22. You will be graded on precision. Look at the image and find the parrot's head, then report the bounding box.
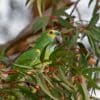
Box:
[47,30,62,44]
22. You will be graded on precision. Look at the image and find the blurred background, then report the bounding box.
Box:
[0,0,31,44]
[0,0,99,44]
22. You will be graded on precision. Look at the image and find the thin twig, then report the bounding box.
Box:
[70,0,80,16]
[76,7,83,24]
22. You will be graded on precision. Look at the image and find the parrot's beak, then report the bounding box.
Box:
[55,35,63,45]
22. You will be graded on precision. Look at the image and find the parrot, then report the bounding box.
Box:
[14,30,62,68]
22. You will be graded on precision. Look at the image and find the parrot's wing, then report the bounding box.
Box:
[15,48,39,67]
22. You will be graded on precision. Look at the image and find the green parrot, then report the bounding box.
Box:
[14,30,62,68]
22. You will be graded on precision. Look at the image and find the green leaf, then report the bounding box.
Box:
[67,29,79,47]
[82,67,100,74]
[95,43,100,58]
[32,16,50,33]
[89,13,99,27]
[54,7,68,16]
[85,75,100,90]
[53,73,73,92]
[36,72,57,100]
[87,31,96,52]
[89,0,99,27]
[86,30,100,57]
[58,18,73,28]
[52,0,60,4]
[42,74,54,88]
[50,87,61,99]
[49,47,75,67]
[92,27,100,41]
[90,29,100,42]
[80,76,90,100]
[77,83,85,100]
[58,66,75,90]
[58,18,67,26]
[19,86,38,100]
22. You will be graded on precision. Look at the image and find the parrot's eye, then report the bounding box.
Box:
[49,31,53,34]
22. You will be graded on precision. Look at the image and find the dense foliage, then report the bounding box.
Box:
[0,0,100,100]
